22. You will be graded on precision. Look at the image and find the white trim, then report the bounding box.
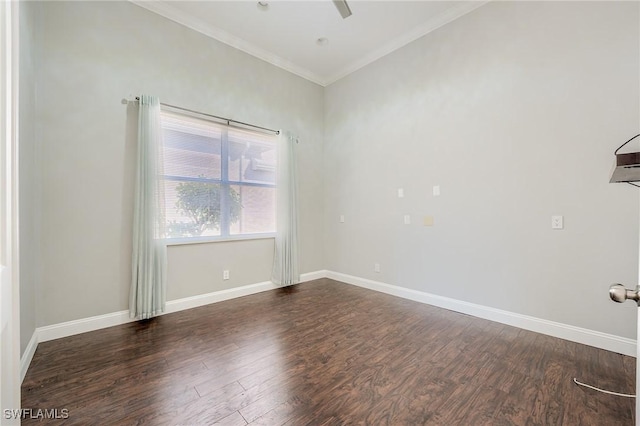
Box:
[167,271,326,313]
[129,0,325,86]
[299,270,326,282]
[37,310,134,344]
[323,1,489,85]
[0,0,22,419]
[34,270,325,345]
[326,271,637,357]
[165,234,275,247]
[19,331,37,383]
[129,1,488,87]
[166,280,278,313]
[23,269,635,383]
[22,271,324,379]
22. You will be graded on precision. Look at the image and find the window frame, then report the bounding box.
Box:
[160,110,277,245]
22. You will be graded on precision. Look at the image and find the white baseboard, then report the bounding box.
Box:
[37,271,325,344]
[326,271,637,357]
[300,270,327,282]
[166,270,327,313]
[22,268,635,385]
[20,331,38,382]
[166,280,278,314]
[23,270,327,382]
[37,310,134,344]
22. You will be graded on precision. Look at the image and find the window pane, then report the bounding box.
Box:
[164,180,222,238]
[229,185,276,235]
[161,110,277,239]
[228,129,276,185]
[162,113,222,180]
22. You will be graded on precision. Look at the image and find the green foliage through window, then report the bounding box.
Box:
[168,179,242,237]
[161,110,276,239]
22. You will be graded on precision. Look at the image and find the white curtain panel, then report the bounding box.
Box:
[130,95,167,319]
[272,131,300,286]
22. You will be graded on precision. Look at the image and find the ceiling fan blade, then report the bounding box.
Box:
[332,0,352,19]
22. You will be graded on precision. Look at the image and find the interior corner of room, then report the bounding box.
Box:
[4,0,640,424]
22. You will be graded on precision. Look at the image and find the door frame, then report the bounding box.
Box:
[0,0,21,424]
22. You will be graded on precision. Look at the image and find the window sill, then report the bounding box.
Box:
[164,233,276,247]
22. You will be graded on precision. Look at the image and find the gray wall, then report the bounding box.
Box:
[21,1,640,345]
[19,0,39,355]
[32,1,324,326]
[324,1,640,339]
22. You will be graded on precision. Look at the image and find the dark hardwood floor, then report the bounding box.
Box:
[22,279,635,425]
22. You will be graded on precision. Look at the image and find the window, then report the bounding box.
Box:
[161,110,277,241]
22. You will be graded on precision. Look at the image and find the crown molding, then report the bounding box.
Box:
[323,1,490,85]
[130,0,326,86]
[130,0,489,87]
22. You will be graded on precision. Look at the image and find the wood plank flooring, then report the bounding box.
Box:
[22,279,635,425]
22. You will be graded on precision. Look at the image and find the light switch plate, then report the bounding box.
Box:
[404,214,411,225]
[433,186,440,197]
[340,215,345,223]
[398,188,404,198]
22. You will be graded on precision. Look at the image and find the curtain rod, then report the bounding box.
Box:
[133,97,280,135]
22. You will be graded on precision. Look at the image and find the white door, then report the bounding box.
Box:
[0,1,21,424]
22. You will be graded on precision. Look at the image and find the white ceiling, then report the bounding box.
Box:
[132,1,488,86]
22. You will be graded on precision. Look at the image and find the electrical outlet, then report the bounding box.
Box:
[223,270,230,280]
[374,263,380,273]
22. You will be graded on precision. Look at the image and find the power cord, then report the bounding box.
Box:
[573,378,635,398]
